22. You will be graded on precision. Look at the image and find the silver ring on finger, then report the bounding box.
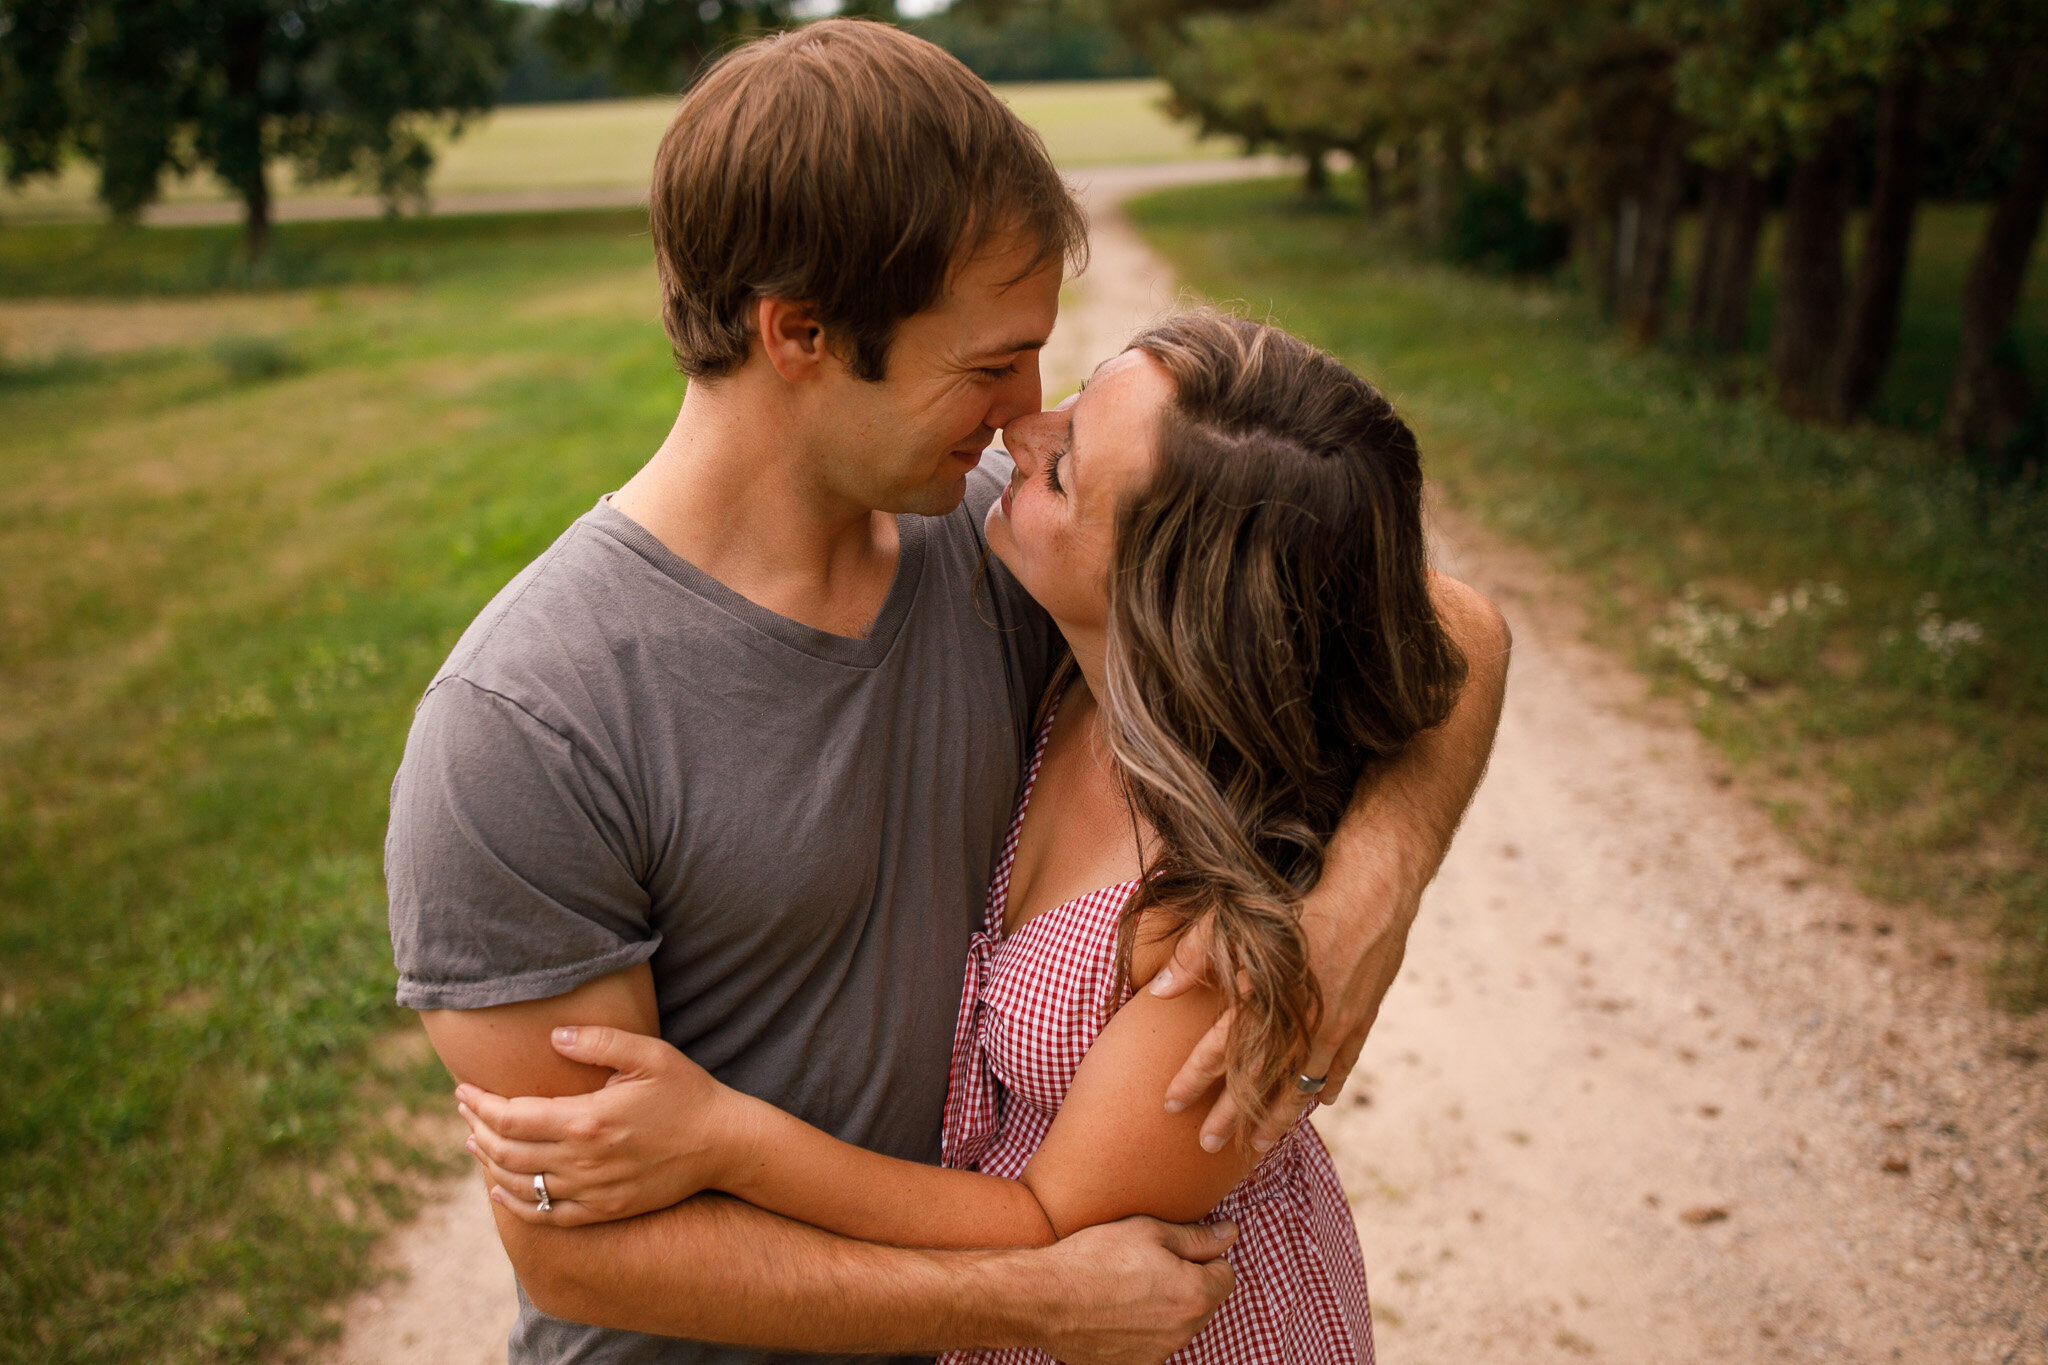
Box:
[1295,1072,1328,1094]
[534,1173,553,1213]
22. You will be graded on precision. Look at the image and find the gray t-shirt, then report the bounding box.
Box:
[386,456,1054,1365]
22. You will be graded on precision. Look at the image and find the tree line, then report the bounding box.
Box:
[1100,0,2048,463]
[0,0,820,256]
[5,0,2041,461]
[0,0,1151,249]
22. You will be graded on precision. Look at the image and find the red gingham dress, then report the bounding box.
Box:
[937,702,1376,1365]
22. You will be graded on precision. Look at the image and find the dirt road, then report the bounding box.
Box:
[313,164,2047,1364]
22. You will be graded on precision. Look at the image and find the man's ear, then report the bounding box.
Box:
[755,296,835,383]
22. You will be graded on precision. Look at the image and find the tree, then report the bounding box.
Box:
[540,0,793,97]
[1136,0,1402,198]
[905,1,1150,83]
[1943,57,2048,459]
[1109,0,2040,442]
[1684,156,1767,350]
[1829,67,1923,417]
[0,0,76,187]
[1654,0,1958,411]
[0,0,516,258]
[1769,119,1856,415]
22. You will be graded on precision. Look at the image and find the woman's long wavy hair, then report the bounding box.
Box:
[1100,311,1467,1132]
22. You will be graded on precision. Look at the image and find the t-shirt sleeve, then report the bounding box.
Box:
[385,676,660,1010]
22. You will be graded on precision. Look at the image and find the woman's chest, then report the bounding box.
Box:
[977,885,1135,1112]
[1001,743,1146,938]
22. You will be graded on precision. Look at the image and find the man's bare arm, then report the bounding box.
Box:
[1154,571,1512,1146]
[421,965,1235,1360]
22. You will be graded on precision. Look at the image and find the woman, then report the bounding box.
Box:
[459,312,1467,1362]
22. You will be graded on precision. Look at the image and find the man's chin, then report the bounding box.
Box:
[889,474,971,518]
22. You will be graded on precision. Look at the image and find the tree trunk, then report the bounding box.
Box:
[1418,128,1467,245]
[1709,161,1767,350]
[1943,81,2048,456]
[1829,70,1925,420]
[1769,122,1855,416]
[1302,148,1329,198]
[243,170,272,261]
[220,8,271,261]
[1419,136,1443,242]
[1577,208,1619,317]
[1685,164,1731,339]
[1362,151,1383,218]
[1441,126,1468,237]
[1619,118,1688,346]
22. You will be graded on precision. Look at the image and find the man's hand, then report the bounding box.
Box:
[1024,1217,1238,1365]
[1147,863,1417,1151]
[1150,575,1509,1151]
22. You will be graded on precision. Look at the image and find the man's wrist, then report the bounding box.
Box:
[716,1088,775,1198]
[951,1244,1066,1353]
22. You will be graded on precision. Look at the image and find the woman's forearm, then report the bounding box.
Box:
[719,1092,1059,1249]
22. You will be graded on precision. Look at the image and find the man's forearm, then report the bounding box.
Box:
[503,1188,1040,1351]
[1327,575,1509,898]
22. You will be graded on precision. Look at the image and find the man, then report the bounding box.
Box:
[387,18,1509,1365]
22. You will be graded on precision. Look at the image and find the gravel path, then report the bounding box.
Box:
[312,161,2047,1364]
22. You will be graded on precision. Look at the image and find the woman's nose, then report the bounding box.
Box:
[1002,408,1062,474]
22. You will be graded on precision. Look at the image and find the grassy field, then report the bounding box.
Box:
[1,211,673,1362]
[0,80,1227,223]
[1128,177,2047,1005]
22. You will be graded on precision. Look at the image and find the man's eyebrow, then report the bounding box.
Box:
[968,338,1048,360]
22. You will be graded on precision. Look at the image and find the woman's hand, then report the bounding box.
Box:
[457,1026,747,1227]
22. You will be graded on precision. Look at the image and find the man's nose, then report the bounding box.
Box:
[983,354,1045,432]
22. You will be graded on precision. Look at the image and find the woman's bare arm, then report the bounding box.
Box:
[468,937,1253,1249]
[711,972,1249,1245]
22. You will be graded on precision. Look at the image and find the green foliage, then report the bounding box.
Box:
[540,0,791,96]
[0,207,671,1361]
[1129,174,2048,1006]
[0,0,74,184]
[1648,0,1954,165]
[496,3,619,104]
[907,2,1150,82]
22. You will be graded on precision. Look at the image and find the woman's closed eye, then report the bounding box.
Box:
[1045,437,1069,495]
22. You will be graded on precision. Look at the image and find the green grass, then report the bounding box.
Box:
[1,210,676,1361]
[0,207,652,296]
[0,81,1228,223]
[1129,177,2048,1005]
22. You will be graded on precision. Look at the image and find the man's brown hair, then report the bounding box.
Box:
[649,18,1087,382]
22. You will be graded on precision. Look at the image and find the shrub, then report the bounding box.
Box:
[1450,175,1569,275]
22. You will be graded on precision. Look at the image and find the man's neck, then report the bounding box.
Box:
[610,380,900,639]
